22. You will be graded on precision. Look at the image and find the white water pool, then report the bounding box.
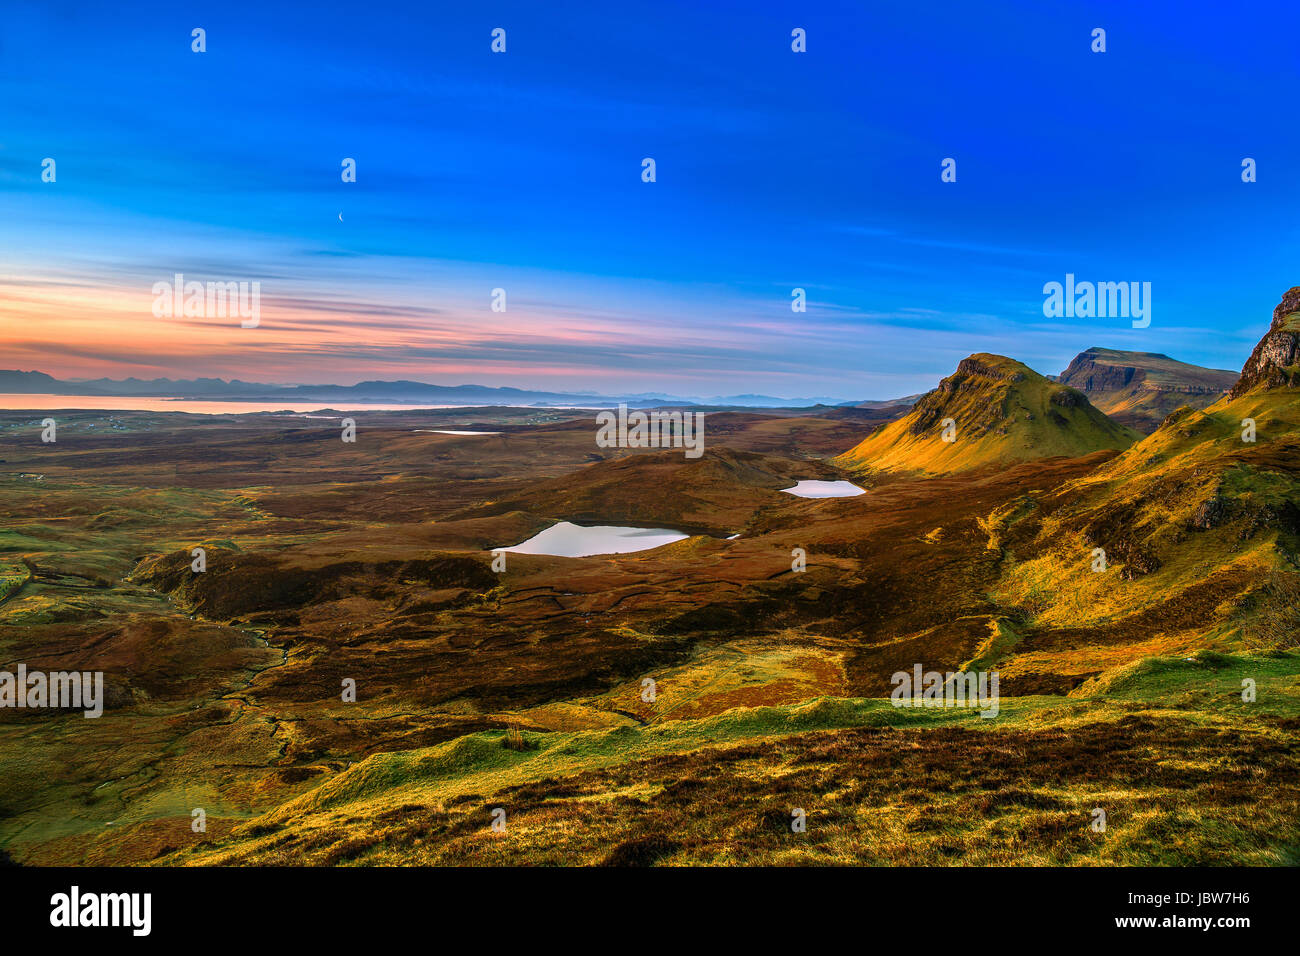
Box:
[495,521,690,557]
[413,429,501,435]
[780,480,866,498]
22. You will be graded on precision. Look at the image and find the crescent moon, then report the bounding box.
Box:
[338,212,344,222]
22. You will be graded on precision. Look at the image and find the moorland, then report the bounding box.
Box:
[2,292,1299,867]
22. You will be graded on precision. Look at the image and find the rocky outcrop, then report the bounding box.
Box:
[1230,287,1300,397]
[946,355,1025,386]
[1059,352,1142,393]
[1061,349,1234,397]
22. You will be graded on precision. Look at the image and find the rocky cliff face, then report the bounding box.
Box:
[1061,349,1230,397]
[945,355,1024,386]
[1059,353,1142,393]
[1058,348,1238,432]
[1230,287,1300,397]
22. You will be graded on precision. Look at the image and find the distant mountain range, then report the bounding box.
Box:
[0,349,1243,417]
[0,370,856,409]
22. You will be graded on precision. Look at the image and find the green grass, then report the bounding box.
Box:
[265,693,1065,821]
[0,563,29,604]
[256,649,1300,828]
[960,617,1022,671]
[0,529,76,553]
[164,648,1300,866]
[1087,649,1300,716]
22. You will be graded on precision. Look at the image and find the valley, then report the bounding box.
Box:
[2,294,1299,867]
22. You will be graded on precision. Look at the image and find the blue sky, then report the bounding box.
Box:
[1,0,1298,399]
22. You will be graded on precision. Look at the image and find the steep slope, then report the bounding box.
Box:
[1230,286,1300,396]
[990,288,1300,644]
[1058,348,1238,432]
[834,353,1137,475]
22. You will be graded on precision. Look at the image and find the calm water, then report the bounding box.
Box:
[413,429,502,435]
[0,394,491,414]
[0,395,608,415]
[496,521,689,557]
[781,480,866,498]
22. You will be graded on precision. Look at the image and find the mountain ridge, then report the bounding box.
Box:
[834,352,1138,475]
[0,369,866,409]
[1057,347,1238,432]
[990,286,1300,629]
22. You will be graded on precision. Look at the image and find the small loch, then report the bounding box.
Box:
[780,480,865,498]
[495,521,690,557]
[414,429,501,435]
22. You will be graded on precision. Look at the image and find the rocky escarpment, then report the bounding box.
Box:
[1020,286,1300,600]
[1060,352,1143,393]
[1061,349,1236,397]
[1058,348,1238,432]
[1230,287,1300,397]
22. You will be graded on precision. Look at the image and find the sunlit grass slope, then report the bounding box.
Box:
[835,354,1137,475]
[167,649,1300,867]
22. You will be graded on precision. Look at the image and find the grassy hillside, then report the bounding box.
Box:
[163,649,1300,866]
[835,354,1137,475]
[990,296,1300,638]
